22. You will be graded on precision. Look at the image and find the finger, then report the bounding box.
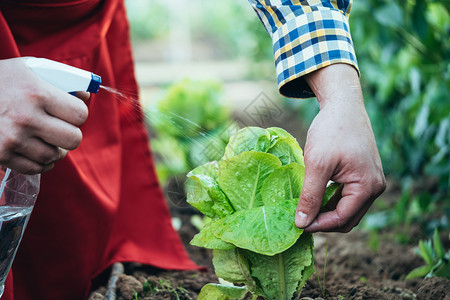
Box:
[303,182,372,232]
[75,91,90,102]
[31,116,83,150]
[14,138,67,165]
[6,155,54,175]
[295,162,331,228]
[38,83,89,127]
[306,199,373,233]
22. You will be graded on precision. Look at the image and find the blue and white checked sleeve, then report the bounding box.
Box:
[248,0,359,98]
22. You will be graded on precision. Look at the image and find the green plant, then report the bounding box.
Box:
[187,126,338,300]
[146,79,232,185]
[406,228,450,280]
[351,0,450,228]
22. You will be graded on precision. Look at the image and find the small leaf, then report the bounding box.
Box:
[322,182,342,208]
[419,240,434,266]
[267,127,296,140]
[187,162,234,218]
[406,265,431,280]
[212,249,256,290]
[433,228,445,259]
[198,283,248,300]
[190,223,235,250]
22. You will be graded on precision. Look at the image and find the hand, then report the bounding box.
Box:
[0,58,89,174]
[295,64,386,232]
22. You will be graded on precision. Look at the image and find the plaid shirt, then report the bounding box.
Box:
[249,0,358,98]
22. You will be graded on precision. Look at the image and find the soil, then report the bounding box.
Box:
[88,191,450,300]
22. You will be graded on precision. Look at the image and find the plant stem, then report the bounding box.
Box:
[277,253,287,300]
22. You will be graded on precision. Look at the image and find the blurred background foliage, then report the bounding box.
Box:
[126,0,449,239]
[146,79,232,184]
[350,0,450,237]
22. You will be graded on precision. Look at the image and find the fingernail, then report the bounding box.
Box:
[296,211,308,228]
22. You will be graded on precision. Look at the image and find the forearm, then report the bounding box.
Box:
[305,64,363,107]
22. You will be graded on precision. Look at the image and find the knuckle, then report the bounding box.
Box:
[25,85,46,105]
[0,151,11,165]
[13,110,35,128]
[373,176,387,196]
[303,151,326,168]
[1,132,21,151]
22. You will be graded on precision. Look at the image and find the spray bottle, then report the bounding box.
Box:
[0,58,102,298]
[25,57,102,94]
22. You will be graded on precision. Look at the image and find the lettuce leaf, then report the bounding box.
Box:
[186,161,234,218]
[266,127,295,140]
[218,151,281,211]
[190,222,235,250]
[261,163,305,206]
[223,127,272,159]
[210,203,302,256]
[245,233,314,300]
[212,248,256,289]
[267,138,305,166]
[197,283,248,300]
[322,182,342,208]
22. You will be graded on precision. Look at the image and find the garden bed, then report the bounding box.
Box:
[88,201,449,300]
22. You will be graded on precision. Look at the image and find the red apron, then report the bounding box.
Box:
[0,1,199,299]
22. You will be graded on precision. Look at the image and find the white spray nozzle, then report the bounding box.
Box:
[25,57,101,94]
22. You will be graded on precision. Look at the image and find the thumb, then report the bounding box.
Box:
[296,164,330,228]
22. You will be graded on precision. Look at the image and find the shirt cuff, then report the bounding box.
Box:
[272,8,359,99]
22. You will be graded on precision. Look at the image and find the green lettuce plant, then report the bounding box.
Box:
[186,126,337,300]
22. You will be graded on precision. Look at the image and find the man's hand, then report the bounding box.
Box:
[0,58,89,174]
[295,64,386,232]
